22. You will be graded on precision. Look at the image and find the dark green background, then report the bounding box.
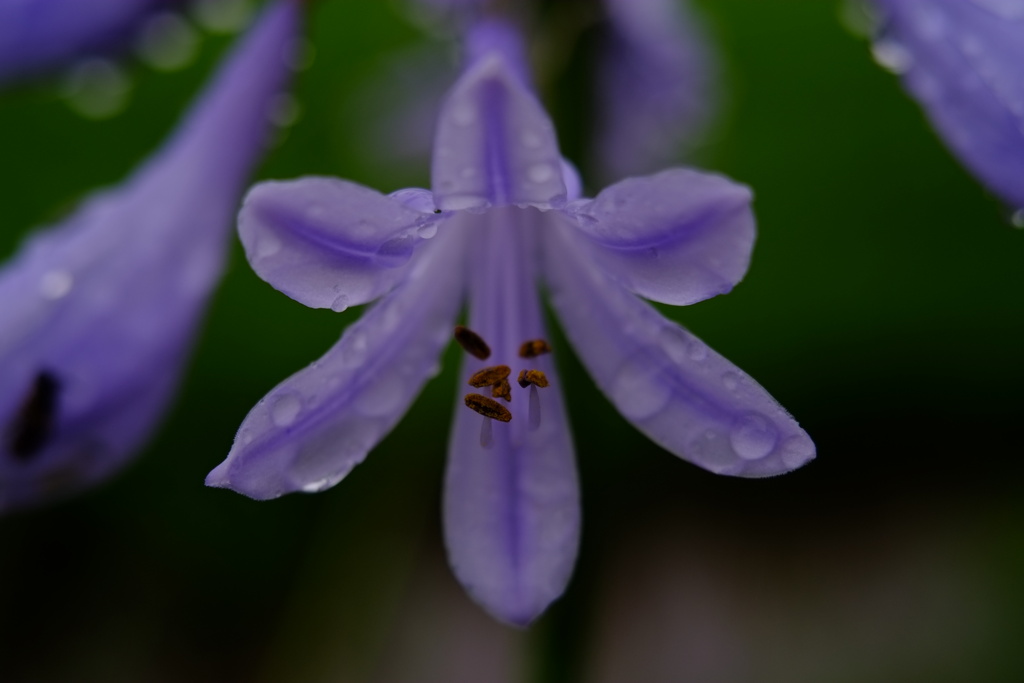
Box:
[1,0,1022,680]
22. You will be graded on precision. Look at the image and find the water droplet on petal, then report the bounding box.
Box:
[271,393,302,427]
[527,163,554,184]
[872,39,913,74]
[239,428,254,445]
[330,294,349,313]
[781,433,815,469]
[301,478,334,493]
[729,412,778,460]
[356,373,405,417]
[40,270,73,300]
[255,231,282,258]
[417,223,438,239]
[721,372,739,392]
[1011,209,1024,229]
[342,330,369,368]
[611,358,671,421]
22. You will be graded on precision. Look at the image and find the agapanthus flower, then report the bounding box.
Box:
[208,18,814,625]
[593,0,718,182]
[0,0,185,86]
[869,0,1024,211]
[0,0,300,512]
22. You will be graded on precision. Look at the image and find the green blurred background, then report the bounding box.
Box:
[2,0,1023,680]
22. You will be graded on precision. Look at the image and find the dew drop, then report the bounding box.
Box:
[527,163,554,184]
[611,358,671,420]
[1011,208,1024,229]
[417,223,438,239]
[192,0,253,33]
[721,372,739,392]
[521,130,543,148]
[62,59,130,119]
[240,429,254,445]
[451,103,476,126]
[40,270,73,300]
[355,373,405,417]
[301,478,333,493]
[342,330,369,368]
[781,433,815,469]
[871,39,913,74]
[271,393,302,427]
[330,294,349,313]
[255,232,282,258]
[729,412,778,461]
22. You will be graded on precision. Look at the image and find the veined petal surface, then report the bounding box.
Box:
[207,224,467,499]
[874,0,1024,208]
[239,178,446,311]
[562,168,755,306]
[0,0,299,512]
[543,219,814,478]
[445,208,579,627]
[432,25,567,211]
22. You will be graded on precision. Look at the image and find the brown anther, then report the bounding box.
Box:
[468,365,510,388]
[518,339,551,358]
[491,379,512,402]
[517,369,549,389]
[454,326,491,360]
[464,393,512,422]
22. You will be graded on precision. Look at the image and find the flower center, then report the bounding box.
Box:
[455,326,552,445]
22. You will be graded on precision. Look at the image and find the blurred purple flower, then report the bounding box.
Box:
[0,0,300,512]
[594,0,718,183]
[871,0,1024,210]
[0,0,186,86]
[207,19,814,626]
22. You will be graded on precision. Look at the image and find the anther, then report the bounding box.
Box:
[455,325,491,360]
[491,379,512,402]
[8,371,61,460]
[468,365,510,388]
[518,339,551,358]
[517,369,549,389]
[464,393,512,422]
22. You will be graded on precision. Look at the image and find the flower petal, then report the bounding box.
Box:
[432,21,567,211]
[238,177,444,311]
[561,168,755,306]
[206,223,467,499]
[0,0,299,513]
[543,219,814,478]
[0,0,164,86]
[444,207,580,627]
[594,0,718,182]
[873,0,1024,208]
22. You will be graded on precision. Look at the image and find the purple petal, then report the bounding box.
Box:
[594,0,718,182]
[562,168,755,306]
[873,0,1024,208]
[238,177,445,311]
[0,0,178,86]
[0,0,299,513]
[432,20,567,211]
[206,224,467,499]
[543,219,814,478]
[444,208,580,627]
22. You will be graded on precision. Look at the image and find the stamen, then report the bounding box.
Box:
[491,379,512,403]
[480,416,493,448]
[464,393,512,422]
[454,325,491,360]
[468,365,510,388]
[517,369,549,389]
[518,339,551,358]
[8,371,61,460]
[528,384,541,431]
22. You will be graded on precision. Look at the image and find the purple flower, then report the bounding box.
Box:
[207,19,814,626]
[594,0,718,182]
[0,0,184,86]
[871,0,1024,210]
[0,0,300,513]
